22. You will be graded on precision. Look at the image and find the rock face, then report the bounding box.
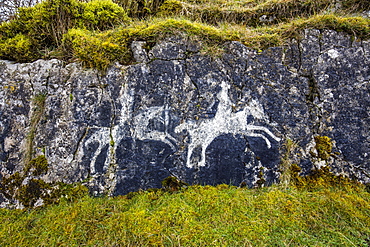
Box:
[0,30,369,206]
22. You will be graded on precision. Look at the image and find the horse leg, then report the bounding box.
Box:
[186,142,195,168]
[246,132,272,148]
[246,125,281,142]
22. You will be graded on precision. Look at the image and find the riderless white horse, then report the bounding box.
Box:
[132,104,177,152]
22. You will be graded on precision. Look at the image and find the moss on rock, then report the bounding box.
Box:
[286,163,360,191]
[25,155,48,176]
[314,136,332,160]
[161,176,188,192]
[0,155,88,208]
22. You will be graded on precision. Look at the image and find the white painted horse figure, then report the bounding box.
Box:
[132,104,177,151]
[175,81,281,168]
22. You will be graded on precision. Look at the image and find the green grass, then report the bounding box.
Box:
[1,184,369,246]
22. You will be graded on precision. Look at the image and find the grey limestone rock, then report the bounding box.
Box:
[0,30,369,207]
[131,41,149,63]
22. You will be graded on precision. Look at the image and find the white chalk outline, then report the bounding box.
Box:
[175,81,281,168]
[129,81,280,169]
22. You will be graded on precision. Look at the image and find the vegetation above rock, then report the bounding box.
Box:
[0,0,369,69]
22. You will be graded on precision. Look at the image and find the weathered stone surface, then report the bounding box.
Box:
[313,36,370,180]
[0,29,369,207]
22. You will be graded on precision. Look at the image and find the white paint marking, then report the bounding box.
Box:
[133,105,177,151]
[175,81,281,168]
[327,49,340,59]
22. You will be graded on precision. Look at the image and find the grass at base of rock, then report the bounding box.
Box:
[1,184,369,246]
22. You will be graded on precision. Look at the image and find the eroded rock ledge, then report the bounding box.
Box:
[0,29,369,207]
